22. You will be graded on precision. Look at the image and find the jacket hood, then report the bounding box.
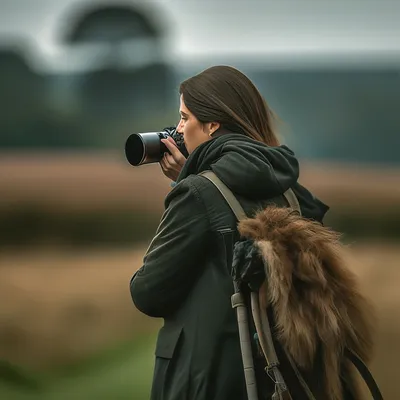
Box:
[179,133,298,197]
[178,133,329,222]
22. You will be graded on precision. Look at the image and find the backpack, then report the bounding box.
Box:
[199,170,383,400]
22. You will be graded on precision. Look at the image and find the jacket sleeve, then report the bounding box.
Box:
[130,178,210,318]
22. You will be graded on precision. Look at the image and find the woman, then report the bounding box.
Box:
[130,66,371,400]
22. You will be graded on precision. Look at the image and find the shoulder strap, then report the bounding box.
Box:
[345,349,384,400]
[283,187,301,215]
[199,170,247,221]
[200,170,301,217]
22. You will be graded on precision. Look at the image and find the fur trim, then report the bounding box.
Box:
[238,206,375,400]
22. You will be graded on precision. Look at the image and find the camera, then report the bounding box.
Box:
[125,127,188,166]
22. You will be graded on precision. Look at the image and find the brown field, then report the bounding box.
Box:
[0,152,170,213]
[0,151,399,214]
[0,152,399,398]
[0,246,160,369]
[0,242,399,398]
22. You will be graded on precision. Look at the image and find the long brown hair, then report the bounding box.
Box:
[179,65,279,146]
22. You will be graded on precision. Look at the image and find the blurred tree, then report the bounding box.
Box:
[62,4,175,147]
[64,5,161,45]
[0,5,177,149]
[0,48,46,147]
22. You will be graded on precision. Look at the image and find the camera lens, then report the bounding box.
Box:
[125,134,146,166]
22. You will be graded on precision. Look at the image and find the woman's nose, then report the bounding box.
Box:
[176,120,184,133]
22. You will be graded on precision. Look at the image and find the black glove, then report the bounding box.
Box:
[231,239,265,292]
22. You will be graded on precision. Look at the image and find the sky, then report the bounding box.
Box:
[0,0,399,71]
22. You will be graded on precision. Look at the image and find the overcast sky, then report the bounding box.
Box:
[0,0,399,71]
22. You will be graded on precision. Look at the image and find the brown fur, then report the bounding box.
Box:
[238,206,375,400]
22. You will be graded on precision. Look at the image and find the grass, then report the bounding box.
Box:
[0,333,157,400]
[0,243,399,399]
[0,246,160,400]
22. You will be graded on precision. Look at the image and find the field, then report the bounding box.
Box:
[0,152,399,212]
[0,242,399,399]
[0,152,399,399]
[0,246,160,399]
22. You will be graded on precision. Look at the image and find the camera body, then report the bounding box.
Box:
[125,127,188,166]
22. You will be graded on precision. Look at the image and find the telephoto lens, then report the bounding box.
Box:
[125,127,188,166]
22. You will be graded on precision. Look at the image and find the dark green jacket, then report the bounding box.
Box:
[130,133,328,400]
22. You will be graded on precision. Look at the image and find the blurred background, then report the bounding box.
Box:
[0,0,399,398]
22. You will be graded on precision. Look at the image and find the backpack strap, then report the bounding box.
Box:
[198,170,384,400]
[200,170,301,218]
[200,170,247,221]
[199,170,292,399]
[283,188,301,215]
[345,349,384,400]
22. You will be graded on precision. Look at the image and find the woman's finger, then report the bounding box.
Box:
[160,154,179,181]
[164,152,179,168]
[160,154,170,170]
[161,139,186,166]
[162,153,179,174]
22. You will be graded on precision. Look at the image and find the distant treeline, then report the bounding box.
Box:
[0,49,177,149]
[1,49,400,165]
[1,204,399,250]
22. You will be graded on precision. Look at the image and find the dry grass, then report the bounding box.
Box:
[0,245,160,369]
[0,152,170,213]
[0,152,399,397]
[347,241,400,400]
[0,152,399,213]
[0,242,399,398]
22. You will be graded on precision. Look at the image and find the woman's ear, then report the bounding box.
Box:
[208,122,221,136]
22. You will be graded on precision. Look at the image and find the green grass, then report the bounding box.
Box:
[0,334,157,400]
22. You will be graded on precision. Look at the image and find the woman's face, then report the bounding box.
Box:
[176,95,219,154]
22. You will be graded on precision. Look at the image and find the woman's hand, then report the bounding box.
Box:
[159,136,187,182]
